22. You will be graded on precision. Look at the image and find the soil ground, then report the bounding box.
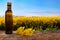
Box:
[0,31,60,40]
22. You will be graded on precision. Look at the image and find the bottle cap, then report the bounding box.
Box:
[7,2,12,6]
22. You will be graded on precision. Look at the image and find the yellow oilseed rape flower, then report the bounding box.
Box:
[23,28,35,36]
[16,27,35,36]
[16,27,25,35]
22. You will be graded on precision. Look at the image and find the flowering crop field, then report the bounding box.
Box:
[0,16,60,31]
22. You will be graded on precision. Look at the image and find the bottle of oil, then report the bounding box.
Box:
[5,2,13,34]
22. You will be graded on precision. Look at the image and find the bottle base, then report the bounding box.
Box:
[5,31,12,34]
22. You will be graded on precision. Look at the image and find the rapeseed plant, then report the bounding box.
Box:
[16,27,35,36]
[16,26,25,35]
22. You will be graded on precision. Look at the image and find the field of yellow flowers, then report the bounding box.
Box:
[0,16,60,31]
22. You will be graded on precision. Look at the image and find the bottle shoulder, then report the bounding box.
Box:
[5,10,12,13]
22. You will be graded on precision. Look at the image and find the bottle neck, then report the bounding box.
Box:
[7,5,11,11]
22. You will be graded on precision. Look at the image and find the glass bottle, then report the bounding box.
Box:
[5,2,13,34]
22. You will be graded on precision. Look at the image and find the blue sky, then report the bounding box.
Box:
[0,0,60,16]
